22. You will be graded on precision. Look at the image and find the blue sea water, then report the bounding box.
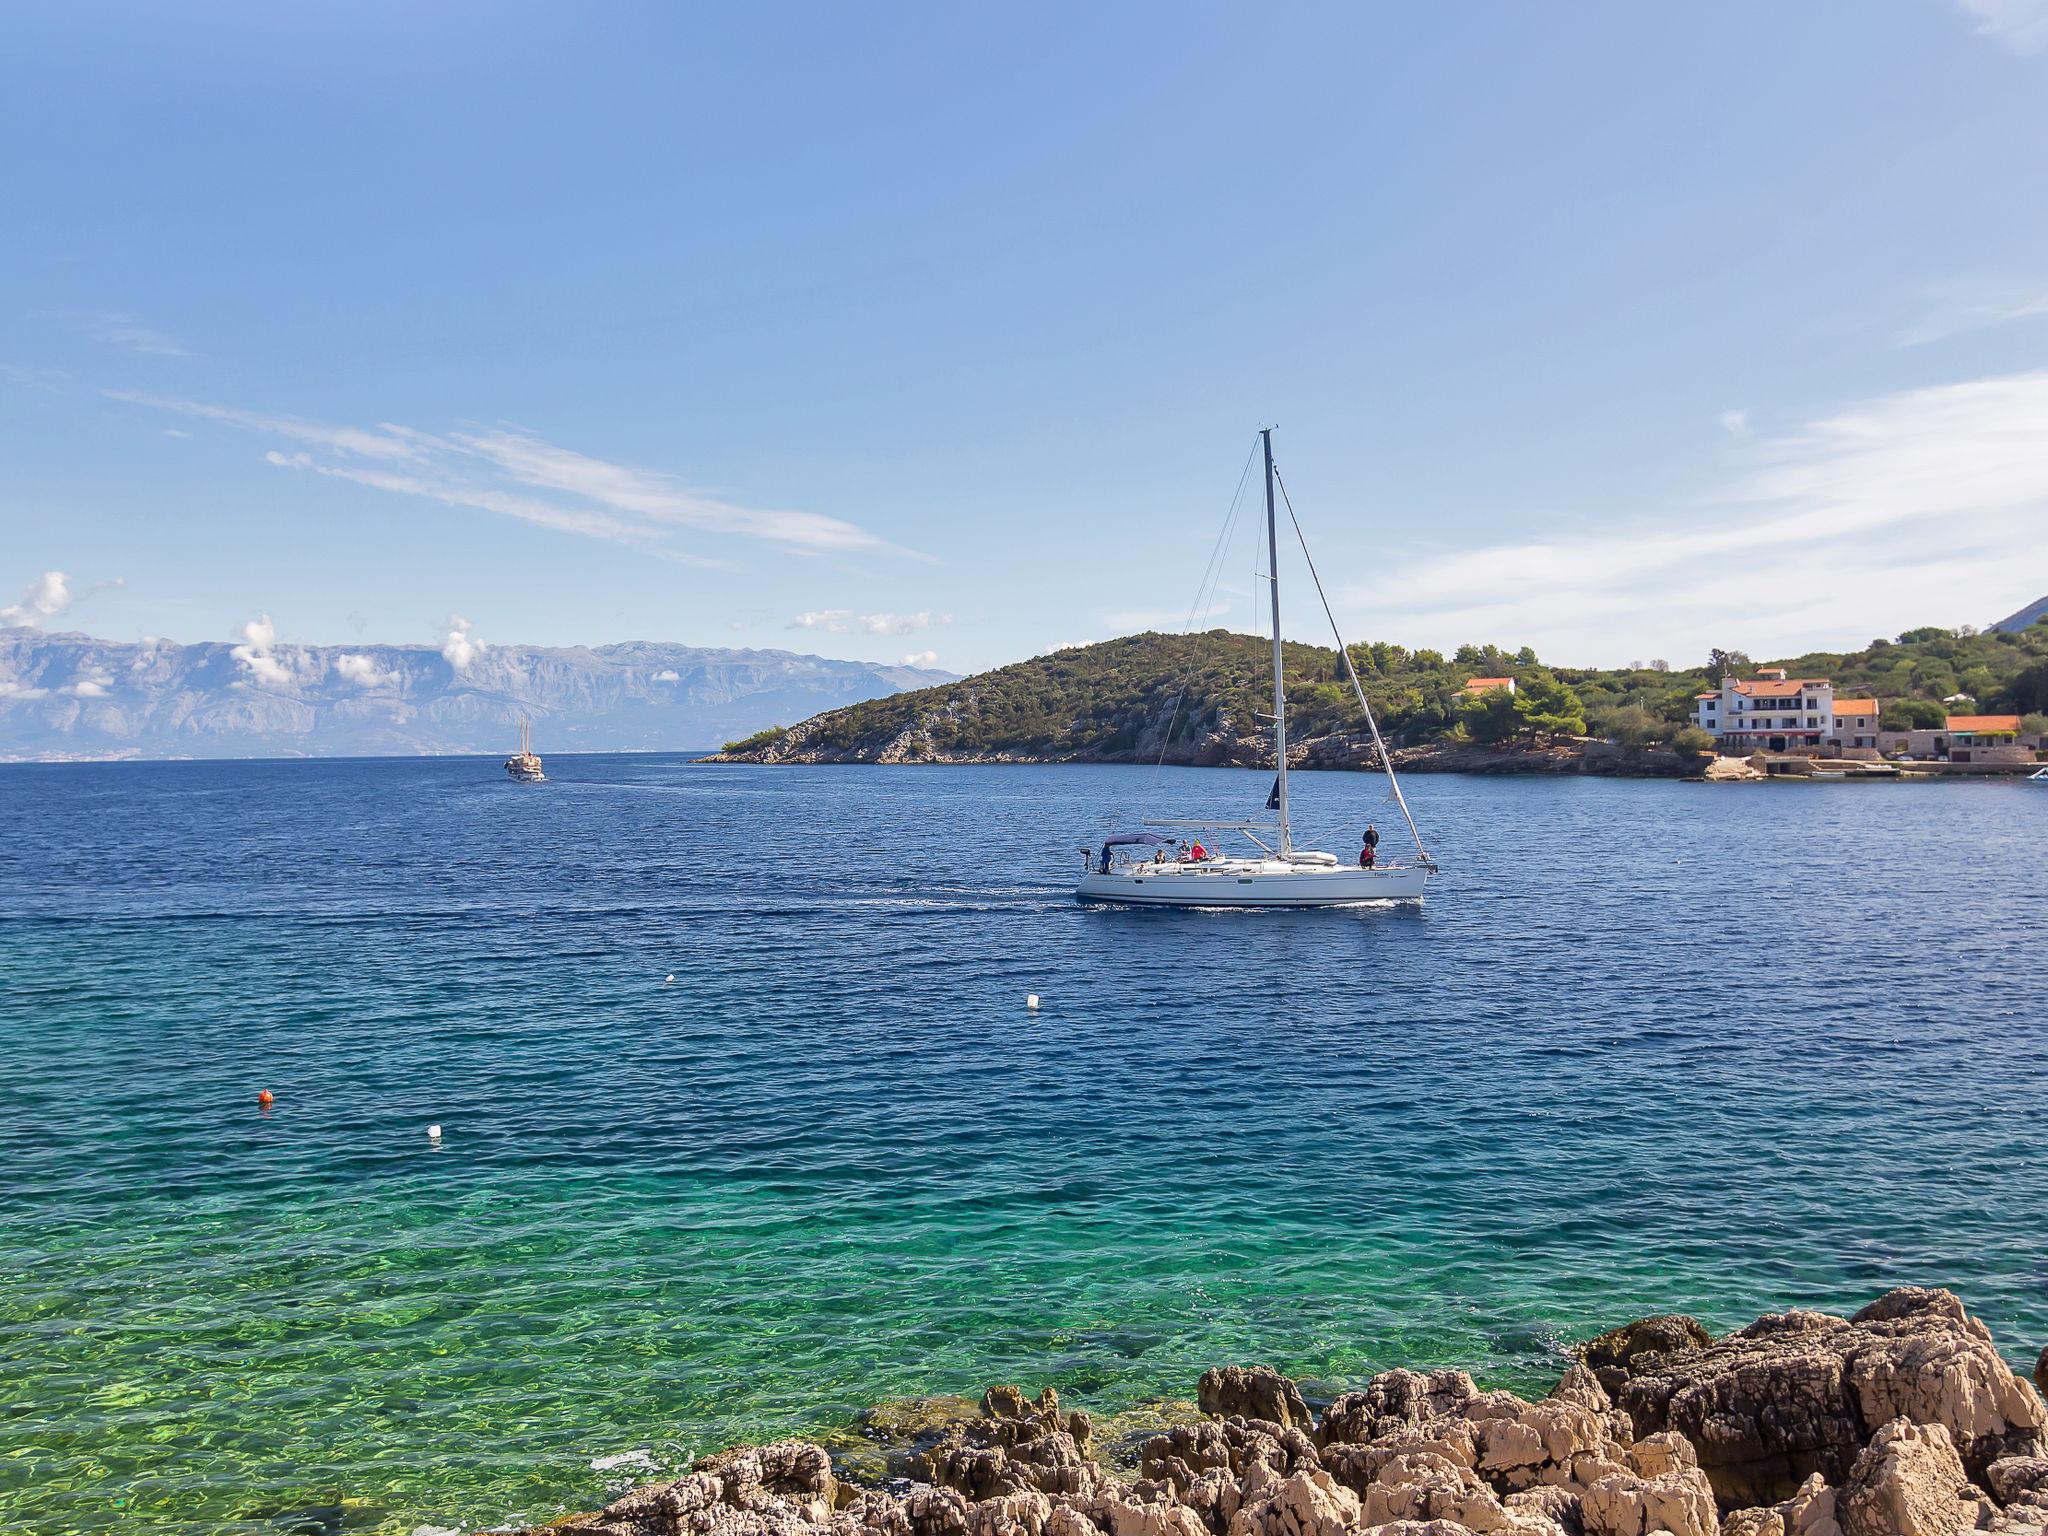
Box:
[1,755,2044,1536]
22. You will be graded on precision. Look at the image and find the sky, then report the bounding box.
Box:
[4,0,2048,675]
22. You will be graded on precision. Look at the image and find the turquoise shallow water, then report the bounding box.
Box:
[1,757,2044,1535]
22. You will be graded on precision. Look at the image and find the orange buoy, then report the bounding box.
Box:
[257,1089,274,1107]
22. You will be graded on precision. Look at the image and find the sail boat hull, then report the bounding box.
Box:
[1075,860,1426,907]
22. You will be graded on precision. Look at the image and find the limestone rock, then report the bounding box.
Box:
[1985,1454,2048,1506]
[697,1441,839,1520]
[1224,1467,1360,1536]
[1576,1462,1716,1536]
[1577,1317,1711,1396]
[1610,1287,2045,1505]
[915,1389,1104,1502]
[1320,1371,1486,1448]
[1720,1473,1844,1536]
[1837,1418,1977,1536]
[1198,1369,1311,1433]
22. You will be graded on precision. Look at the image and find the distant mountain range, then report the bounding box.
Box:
[1992,595,2048,633]
[0,630,955,761]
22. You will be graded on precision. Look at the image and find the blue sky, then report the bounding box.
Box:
[4,1,2047,674]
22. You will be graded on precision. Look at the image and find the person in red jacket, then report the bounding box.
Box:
[1188,840,1209,862]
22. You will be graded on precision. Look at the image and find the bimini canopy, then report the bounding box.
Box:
[1097,831,1169,872]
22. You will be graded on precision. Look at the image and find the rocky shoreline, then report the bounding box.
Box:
[705,730,1709,780]
[513,1288,2048,1536]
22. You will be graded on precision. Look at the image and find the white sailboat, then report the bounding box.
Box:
[1076,429,1436,908]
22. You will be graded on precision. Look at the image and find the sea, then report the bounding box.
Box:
[2,755,2044,1536]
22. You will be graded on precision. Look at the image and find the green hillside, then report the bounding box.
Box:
[721,617,2048,760]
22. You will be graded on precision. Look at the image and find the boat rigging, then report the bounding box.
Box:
[1075,428,1436,908]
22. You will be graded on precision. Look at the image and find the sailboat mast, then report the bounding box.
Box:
[1263,428,1290,858]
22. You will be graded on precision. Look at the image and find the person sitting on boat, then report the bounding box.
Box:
[1152,848,1167,864]
[1188,840,1209,862]
[1359,835,1376,868]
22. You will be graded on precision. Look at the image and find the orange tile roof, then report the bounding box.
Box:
[1463,677,1513,690]
[1945,714,2020,732]
[1832,699,1878,716]
[1730,679,1819,697]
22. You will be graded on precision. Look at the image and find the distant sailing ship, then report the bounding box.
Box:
[504,718,545,783]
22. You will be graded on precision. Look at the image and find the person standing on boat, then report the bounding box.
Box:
[1360,824,1379,867]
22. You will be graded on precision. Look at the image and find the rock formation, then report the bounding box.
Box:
[1603,1288,2044,1507]
[505,1289,2048,1536]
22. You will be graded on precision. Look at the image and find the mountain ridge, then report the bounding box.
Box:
[0,629,955,761]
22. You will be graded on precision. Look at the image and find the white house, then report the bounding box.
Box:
[1692,668,1879,755]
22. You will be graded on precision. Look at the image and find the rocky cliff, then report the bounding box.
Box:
[510,1288,2048,1536]
[0,630,953,760]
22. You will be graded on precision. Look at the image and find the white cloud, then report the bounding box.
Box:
[1953,0,2048,53]
[106,391,897,561]
[80,312,190,357]
[0,680,49,700]
[1719,409,1751,437]
[334,652,399,688]
[1346,367,2048,665]
[441,616,481,673]
[901,650,940,668]
[230,613,294,688]
[790,610,951,635]
[1895,279,2048,346]
[2,571,72,628]
[63,677,111,698]
[652,668,680,682]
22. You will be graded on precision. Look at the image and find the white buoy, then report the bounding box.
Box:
[1026,994,1040,1010]
[427,1124,442,1141]
[665,974,675,984]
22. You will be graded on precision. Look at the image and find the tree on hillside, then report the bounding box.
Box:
[2010,660,2048,714]
[1514,669,1587,739]
[1459,670,1586,743]
[1457,684,1522,743]
[1705,648,1753,686]
[1880,698,1945,731]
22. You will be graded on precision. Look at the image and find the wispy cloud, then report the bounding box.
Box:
[105,391,896,563]
[1348,368,2048,664]
[110,391,424,460]
[901,649,940,668]
[1894,279,2048,346]
[789,609,952,635]
[1719,409,1751,437]
[1952,0,2048,54]
[0,362,69,393]
[79,312,191,357]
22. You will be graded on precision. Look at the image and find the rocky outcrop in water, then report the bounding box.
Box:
[510,1289,2046,1536]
